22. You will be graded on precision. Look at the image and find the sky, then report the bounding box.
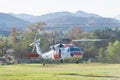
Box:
[0,0,120,17]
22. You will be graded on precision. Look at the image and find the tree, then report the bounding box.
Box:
[27,22,46,33]
[65,27,84,46]
[8,22,47,59]
[83,46,98,59]
[65,27,83,39]
[0,36,7,56]
[90,28,120,61]
[97,40,120,63]
[8,27,20,46]
[92,27,120,48]
[97,48,107,63]
[106,41,120,63]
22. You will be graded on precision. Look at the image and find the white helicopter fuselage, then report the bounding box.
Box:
[40,47,83,60]
[32,39,83,60]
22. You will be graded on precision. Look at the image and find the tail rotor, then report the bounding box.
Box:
[29,34,43,58]
[29,34,38,52]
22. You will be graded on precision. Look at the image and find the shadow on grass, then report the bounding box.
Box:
[57,73,120,79]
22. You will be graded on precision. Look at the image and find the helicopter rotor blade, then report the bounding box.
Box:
[72,39,106,42]
[29,33,41,52]
[32,45,35,52]
[29,42,34,46]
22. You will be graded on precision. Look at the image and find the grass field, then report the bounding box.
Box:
[0,63,120,80]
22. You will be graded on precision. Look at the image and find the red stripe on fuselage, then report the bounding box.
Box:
[26,53,39,58]
[54,53,61,59]
[74,52,82,56]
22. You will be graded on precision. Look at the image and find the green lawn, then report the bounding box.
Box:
[0,63,120,80]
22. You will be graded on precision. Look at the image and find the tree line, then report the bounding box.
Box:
[0,22,120,64]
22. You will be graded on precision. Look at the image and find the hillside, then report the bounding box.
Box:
[10,13,37,23]
[14,11,102,22]
[0,13,30,30]
[0,11,118,34]
[11,11,120,32]
[37,11,102,22]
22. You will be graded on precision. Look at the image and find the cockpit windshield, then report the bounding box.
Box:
[70,47,81,52]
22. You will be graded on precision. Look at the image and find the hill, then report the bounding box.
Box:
[10,13,37,23]
[37,11,102,22]
[0,13,30,30]
[14,11,102,22]
[0,13,31,36]
[12,11,120,31]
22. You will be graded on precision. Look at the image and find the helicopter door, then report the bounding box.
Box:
[53,49,61,59]
[60,48,70,58]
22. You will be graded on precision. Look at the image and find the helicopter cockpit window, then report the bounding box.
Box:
[70,47,81,52]
[70,47,75,51]
[76,48,81,51]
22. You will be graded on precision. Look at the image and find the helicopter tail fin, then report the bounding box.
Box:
[30,39,43,58]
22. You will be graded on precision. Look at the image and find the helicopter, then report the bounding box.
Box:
[29,39,83,63]
[28,36,103,65]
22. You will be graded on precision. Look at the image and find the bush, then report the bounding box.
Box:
[97,41,120,63]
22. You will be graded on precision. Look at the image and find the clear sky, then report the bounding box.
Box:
[0,0,120,17]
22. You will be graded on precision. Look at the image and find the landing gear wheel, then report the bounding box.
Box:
[60,59,63,63]
[43,60,46,66]
[76,60,79,64]
[43,62,45,66]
